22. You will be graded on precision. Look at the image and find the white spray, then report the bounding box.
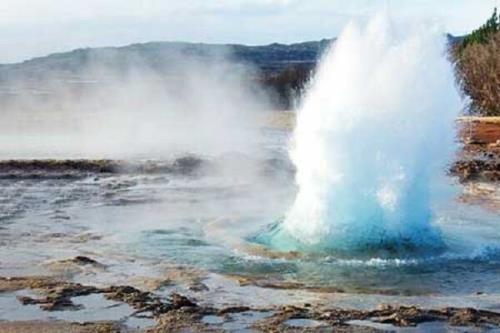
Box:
[277,13,462,253]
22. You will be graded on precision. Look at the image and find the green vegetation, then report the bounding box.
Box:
[460,8,499,51]
[455,8,500,116]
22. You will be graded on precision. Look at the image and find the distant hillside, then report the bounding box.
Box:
[0,39,332,109]
[0,34,471,110]
[0,40,332,79]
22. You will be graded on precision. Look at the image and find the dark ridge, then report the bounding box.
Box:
[0,39,333,75]
[0,157,206,179]
[447,33,466,46]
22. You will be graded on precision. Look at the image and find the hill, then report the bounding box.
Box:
[0,40,332,109]
[0,40,332,78]
[0,34,473,110]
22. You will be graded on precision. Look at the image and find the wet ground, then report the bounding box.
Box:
[0,120,499,332]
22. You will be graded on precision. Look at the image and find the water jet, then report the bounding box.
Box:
[264,13,462,256]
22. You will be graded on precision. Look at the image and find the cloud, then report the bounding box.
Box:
[0,0,495,63]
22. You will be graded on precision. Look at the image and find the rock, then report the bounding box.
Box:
[450,159,500,182]
[8,274,500,331]
[0,321,121,333]
[16,296,38,305]
[376,303,393,311]
[0,276,57,292]
[170,293,197,309]
[104,285,173,316]
[188,282,209,292]
[218,306,251,315]
[72,256,100,266]
[16,283,100,311]
[40,297,83,311]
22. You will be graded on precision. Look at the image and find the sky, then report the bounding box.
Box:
[0,0,496,63]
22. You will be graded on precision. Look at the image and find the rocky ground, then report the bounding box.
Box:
[451,117,500,211]
[451,117,500,182]
[3,263,500,333]
[1,115,499,332]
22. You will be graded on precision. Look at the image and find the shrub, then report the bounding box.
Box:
[454,8,500,116]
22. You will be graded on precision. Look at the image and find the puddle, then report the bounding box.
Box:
[0,291,155,329]
[124,314,156,330]
[285,318,326,328]
[348,320,500,333]
[0,291,48,321]
[223,311,273,331]
[202,311,273,331]
[202,315,225,325]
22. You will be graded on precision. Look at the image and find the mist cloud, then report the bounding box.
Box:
[0,50,272,159]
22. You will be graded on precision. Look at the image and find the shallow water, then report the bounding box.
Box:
[0,291,154,329]
[1,129,499,311]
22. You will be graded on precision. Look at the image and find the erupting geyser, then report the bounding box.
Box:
[271,14,462,254]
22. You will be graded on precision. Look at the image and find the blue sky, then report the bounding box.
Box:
[0,0,495,63]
